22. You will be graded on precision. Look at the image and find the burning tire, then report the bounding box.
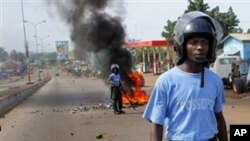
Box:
[233,78,245,94]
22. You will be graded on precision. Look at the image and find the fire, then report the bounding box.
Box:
[122,72,149,105]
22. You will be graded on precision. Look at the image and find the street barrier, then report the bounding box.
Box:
[0,76,51,116]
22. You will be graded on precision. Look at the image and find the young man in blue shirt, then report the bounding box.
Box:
[143,11,228,141]
[108,64,125,114]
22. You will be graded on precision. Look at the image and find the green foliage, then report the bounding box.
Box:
[218,7,240,35]
[162,0,241,41]
[159,48,167,59]
[232,27,243,33]
[0,47,9,61]
[161,20,176,43]
[247,28,250,33]
[132,48,143,64]
[9,50,26,63]
[185,0,209,13]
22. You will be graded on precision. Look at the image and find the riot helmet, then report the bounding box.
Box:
[173,11,223,65]
[110,64,119,73]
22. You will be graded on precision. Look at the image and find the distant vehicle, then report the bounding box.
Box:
[210,54,249,93]
[210,55,240,79]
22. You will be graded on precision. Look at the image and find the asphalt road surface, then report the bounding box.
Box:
[0,73,112,141]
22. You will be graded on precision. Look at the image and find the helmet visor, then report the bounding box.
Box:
[174,11,223,45]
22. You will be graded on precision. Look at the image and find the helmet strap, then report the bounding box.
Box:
[200,67,204,88]
[186,57,205,88]
[186,56,208,66]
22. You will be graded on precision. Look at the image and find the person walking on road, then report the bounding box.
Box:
[143,11,228,141]
[108,64,125,114]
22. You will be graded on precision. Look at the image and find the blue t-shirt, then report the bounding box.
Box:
[143,66,225,141]
[108,73,121,87]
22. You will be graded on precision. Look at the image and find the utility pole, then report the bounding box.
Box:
[24,20,46,81]
[21,0,33,84]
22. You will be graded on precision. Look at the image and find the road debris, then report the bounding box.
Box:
[96,134,103,139]
[51,103,113,114]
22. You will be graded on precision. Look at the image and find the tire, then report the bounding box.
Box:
[233,78,244,93]
[222,77,232,89]
[240,75,247,83]
[222,78,229,85]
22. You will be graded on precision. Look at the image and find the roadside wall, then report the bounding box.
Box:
[0,77,51,116]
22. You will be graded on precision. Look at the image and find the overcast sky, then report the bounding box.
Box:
[0,0,250,53]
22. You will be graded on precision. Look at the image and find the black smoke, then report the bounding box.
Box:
[47,0,135,86]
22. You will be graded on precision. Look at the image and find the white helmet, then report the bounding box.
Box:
[110,64,119,71]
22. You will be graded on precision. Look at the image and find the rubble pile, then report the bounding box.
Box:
[51,103,113,114]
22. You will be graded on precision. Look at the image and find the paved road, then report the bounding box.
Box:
[0,74,111,141]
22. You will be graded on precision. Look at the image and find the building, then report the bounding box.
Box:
[221,33,250,60]
[124,40,173,74]
[0,59,23,77]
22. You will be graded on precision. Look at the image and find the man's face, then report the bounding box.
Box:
[113,68,118,74]
[186,37,209,62]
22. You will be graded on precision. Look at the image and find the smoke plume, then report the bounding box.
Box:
[47,0,135,86]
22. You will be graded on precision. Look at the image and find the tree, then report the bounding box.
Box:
[0,47,9,61]
[10,50,26,63]
[132,48,142,64]
[209,6,221,21]
[162,0,209,41]
[162,1,241,41]
[186,1,240,36]
[161,20,176,43]
[223,7,240,35]
[247,28,250,33]
[185,0,210,13]
[10,50,18,60]
[45,52,57,66]
[209,6,240,35]
[232,27,243,33]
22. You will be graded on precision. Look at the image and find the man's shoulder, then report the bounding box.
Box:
[161,67,179,76]
[205,68,223,83]
[205,68,220,78]
[108,73,115,78]
[157,67,179,81]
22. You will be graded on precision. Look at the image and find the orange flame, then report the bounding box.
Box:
[122,72,149,105]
